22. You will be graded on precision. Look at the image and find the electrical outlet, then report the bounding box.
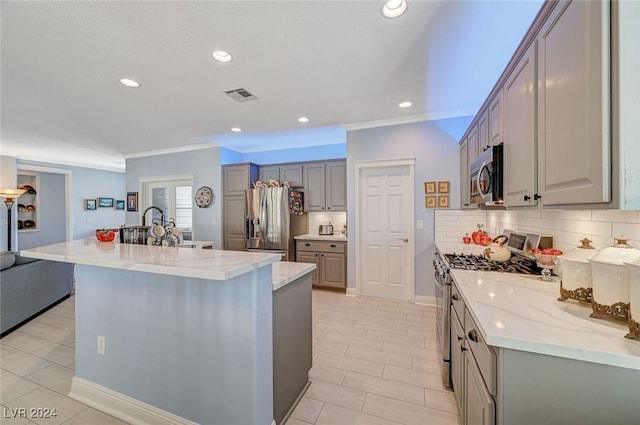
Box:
[416,220,424,230]
[97,335,106,355]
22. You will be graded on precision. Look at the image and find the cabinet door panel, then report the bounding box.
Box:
[460,140,469,209]
[465,354,495,425]
[303,164,326,211]
[259,166,280,183]
[451,311,465,423]
[325,161,347,211]
[467,125,479,164]
[223,196,246,250]
[478,111,489,154]
[488,91,503,147]
[503,42,537,206]
[224,165,253,196]
[296,252,319,286]
[280,165,304,187]
[537,0,609,205]
[320,253,346,288]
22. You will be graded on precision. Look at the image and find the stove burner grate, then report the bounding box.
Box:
[444,253,540,275]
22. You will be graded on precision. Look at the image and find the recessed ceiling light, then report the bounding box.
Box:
[298,117,309,123]
[398,101,412,108]
[382,0,407,18]
[212,50,233,63]
[120,78,140,88]
[231,127,242,132]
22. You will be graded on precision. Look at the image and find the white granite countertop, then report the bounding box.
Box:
[20,239,281,281]
[436,242,640,371]
[294,233,347,242]
[272,262,316,291]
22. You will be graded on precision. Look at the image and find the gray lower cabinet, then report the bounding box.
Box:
[451,282,496,425]
[451,279,640,425]
[296,240,346,289]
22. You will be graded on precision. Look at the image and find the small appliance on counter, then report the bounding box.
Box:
[558,238,599,303]
[319,222,334,235]
[589,238,640,322]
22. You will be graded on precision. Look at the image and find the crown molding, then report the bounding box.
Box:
[124,142,219,159]
[343,108,477,132]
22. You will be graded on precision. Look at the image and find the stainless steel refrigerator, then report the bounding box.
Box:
[245,187,307,261]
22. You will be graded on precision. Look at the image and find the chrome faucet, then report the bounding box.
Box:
[142,206,165,227]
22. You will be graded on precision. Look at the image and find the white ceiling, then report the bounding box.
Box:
[1,0,543,172]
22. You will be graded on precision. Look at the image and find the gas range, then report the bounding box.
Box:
[444,253,542,275]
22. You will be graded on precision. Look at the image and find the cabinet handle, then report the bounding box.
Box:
[330,244,336,247]
[461,346,467,352]
[463,203,469,206]
[457,335,464,341]
[315,253,318,257]
[327,207,331,210]
[452,294,459,301]
[468,329,479,343]
[305,243,311,246]
[321,254,325,257]
[534,193,542,200]
[523,195,531,201]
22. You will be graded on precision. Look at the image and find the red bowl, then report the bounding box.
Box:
[96,230,116,242]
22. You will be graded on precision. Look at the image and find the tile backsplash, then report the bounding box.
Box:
[436,209,640,253]
[307,211,347,235]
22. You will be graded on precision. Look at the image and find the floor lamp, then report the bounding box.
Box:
[0,188,26,252]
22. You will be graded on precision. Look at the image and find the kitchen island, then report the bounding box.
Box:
[20,239,315,425]
[436,242,640,425]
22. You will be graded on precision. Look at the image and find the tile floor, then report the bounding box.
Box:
[0,291,459,425]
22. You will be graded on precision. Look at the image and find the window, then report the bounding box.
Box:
[143,178,193,241]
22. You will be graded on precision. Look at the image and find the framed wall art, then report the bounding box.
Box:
[115,200,125,210]
[425,181,436,194]
[438,195,450,208]
[98,197,114,208]
[438,181,450,193]
[426,195,437,208]
[85,199,97,210]
[127,192,138,212]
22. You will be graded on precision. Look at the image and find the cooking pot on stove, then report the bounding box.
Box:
[484,235,511,262]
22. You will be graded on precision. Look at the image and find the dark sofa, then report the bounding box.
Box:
[1,252,74,336]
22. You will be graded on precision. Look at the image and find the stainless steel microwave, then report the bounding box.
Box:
[469,143,503,208]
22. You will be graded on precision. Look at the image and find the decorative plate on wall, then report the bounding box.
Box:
[195,186,214,208]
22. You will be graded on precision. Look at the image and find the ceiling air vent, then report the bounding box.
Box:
[224,88,258,102]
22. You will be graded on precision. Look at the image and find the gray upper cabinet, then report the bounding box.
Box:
[488,91,503,147]
[258,166,280,183]
[303,160,347,211]
[303,163,326,211]
[467,124,479,165]
[223,163,259,196]
[477,110,490,154]
[259,164,303,187]
[503,42,537,207]
[280,164,303,187]
[325,161,347,211]
[460,138,469,209]
[536,0,610,205]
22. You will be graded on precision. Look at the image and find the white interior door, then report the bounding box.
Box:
[358,164,414,301]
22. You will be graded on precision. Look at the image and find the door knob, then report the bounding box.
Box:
[398,238,409,243]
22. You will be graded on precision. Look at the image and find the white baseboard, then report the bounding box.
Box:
[345,287,357,297]
[414,295,436,306]
[69,377,198,425]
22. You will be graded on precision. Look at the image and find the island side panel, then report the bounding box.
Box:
[73,264,273,425]
[498,348,640,425]
[272,272,312,425]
